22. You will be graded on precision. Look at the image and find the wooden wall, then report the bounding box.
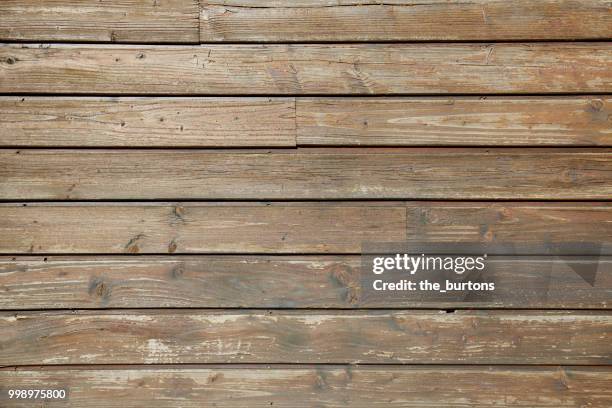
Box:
[0,1,611,406]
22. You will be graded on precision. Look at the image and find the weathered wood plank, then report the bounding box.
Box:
[2,43,610,94]
[6,96,610,147]
[1,310,609,364]
[200,0,612,42]
[5,97,610,147]
[2,366,612,407]
[406,202,612,246]
[1,202,610,254]
[0,97,296,147]
[1,149,610,199]
[0,0,199,43]
[297,97,612,146]
[1,256,609,309]
[0,203,406,254]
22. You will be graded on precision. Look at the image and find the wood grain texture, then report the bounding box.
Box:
[1,149,610,200]
[200,0,612,42]
[0,203,406,254]
[297,97,612,146]
[0,97,296,147]
[2,366,612,407]
[406,202,612,247]
[2,43,610,95]
[1,310,610,364]
[1,256,610,309]
[1,202,610,254]
[4,96,611,147]
[0,0,199,43]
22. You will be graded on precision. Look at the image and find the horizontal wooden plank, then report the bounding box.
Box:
[0,0,199,43]
[407,202,612,247]
[0,97,296,147]
[2,43,610,94]
[0,203,406,254]
[1,202,610,254]
[1,149,610,200]
[200,0,612,42]
[1,256,610,309]
[4,96,610,147]
[297,97,612,146]
[3,96,612,147]
[2,366,612,407]
[1,310,609,364]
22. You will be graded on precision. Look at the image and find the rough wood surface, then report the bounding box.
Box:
[406,202,612,247]
[2,43,610,94]
[2,366,612,407]
[297,97,612,146]
[1,149,610,200]
[0,97,296,147]
[0,203,407,254]
[0,0,199,43]
[1,202,610,254]
[1,310,610,365]
[200,0,612,42]
[3,96,612,147]
[1,256,609,309]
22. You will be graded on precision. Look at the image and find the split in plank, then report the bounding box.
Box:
[1,366,612,407]
[297,97,612,146]
[1,149,610,200]
[200,0,612,42]
[1,310,610,365]
[2,43,610,94]
[0,97,296,147]
[0,256,609,309]
[1,202,611,254]
[0,0,199,43]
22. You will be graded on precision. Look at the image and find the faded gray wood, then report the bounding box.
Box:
[297,97,612,146]
[200,0,612,42]
[2,43,610,94]
[0,0,199,43]
[0,97,296,147]
[2,366,612,407]
[1,310,610,364]
[0,256,609,309]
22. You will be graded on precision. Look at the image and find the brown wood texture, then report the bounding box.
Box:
[0,97,296,147]
[1,310,610,365]
[4,97,612,147]
[0,203,407,254]
[200,0,612,42]
[0,0,199,43]
[1,202,610,254]
[1,149,610,200]
[1,256,609,309]
[2,43,611,95]
[406,202,612,246]
[297,97,612,146]
[2,366,612,407]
